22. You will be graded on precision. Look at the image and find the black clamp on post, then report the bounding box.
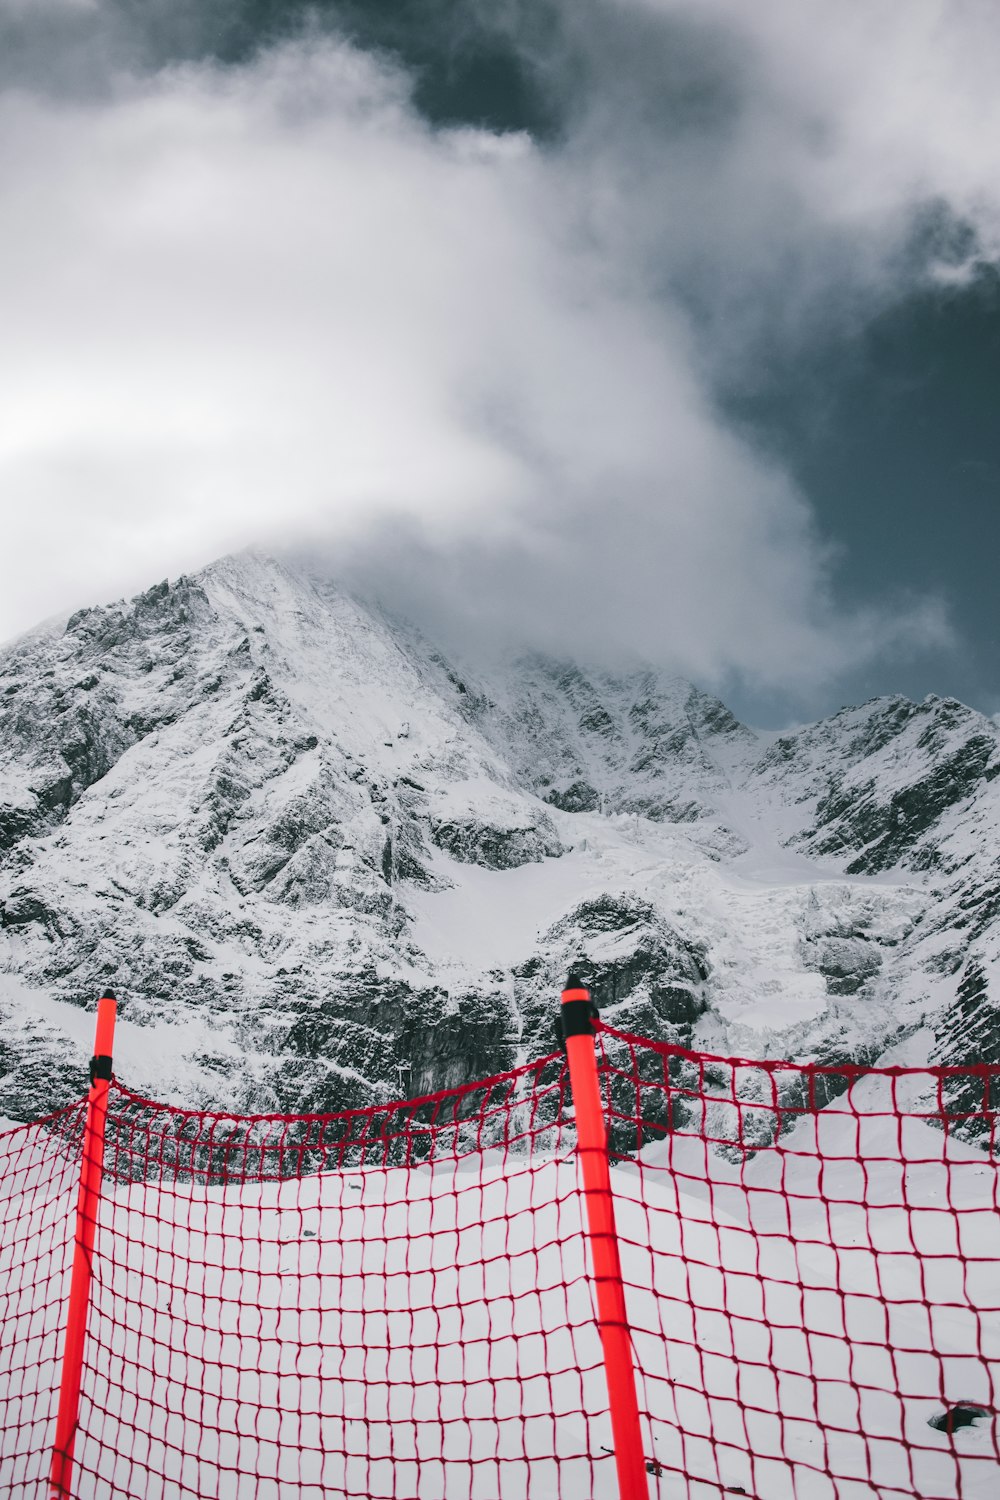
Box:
[89,1055,113,1085]
[557,972,599,1051]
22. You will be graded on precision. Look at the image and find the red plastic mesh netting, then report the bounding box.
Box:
[0,1101,87,1495]
[0,1028,997,1499]
[595,1023,1000,1499]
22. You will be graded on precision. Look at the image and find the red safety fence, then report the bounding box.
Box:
[0,1009,998,1499]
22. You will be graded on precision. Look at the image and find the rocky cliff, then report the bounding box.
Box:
[1,552,997,1141]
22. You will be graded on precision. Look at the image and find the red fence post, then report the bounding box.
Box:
[49,989,117,1500]
[561,977,650,1500]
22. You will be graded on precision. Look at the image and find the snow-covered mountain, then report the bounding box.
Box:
[1,552,998,1132]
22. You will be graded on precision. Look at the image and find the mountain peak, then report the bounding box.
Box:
[1,554,998,1135]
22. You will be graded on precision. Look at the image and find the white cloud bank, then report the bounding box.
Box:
[1,1,997,689]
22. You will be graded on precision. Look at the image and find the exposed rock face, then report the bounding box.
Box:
[934,942,1000,1147]
[755,695,1000,878]
[543,780,600,814]
[540,895,709,1033]
[429,812,564,870]
[0,551,999,1139]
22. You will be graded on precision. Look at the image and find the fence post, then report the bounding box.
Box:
[49,989,117,1500]
[561,976,650,1500]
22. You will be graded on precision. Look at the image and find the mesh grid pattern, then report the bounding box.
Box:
[0,1104,85,1497]
[0,1028,997,1498]
[598,1024,1000,1499]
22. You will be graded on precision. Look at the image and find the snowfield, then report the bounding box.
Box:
[1,1065,997,1500]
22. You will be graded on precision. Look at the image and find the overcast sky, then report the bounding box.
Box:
[2,0,998,723]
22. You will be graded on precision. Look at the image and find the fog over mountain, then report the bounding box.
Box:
[1,553,997,1138]
[4,2,1000,721]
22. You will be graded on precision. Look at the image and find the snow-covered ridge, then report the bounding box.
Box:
[1,551,998,1124]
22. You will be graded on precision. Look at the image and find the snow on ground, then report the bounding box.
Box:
[1,1079,997,1500]
[407,847,603,970]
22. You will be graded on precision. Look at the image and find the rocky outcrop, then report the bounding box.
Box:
[540,894,708,1029]
[934,952,1000,1146]
[543,780,600,813]
[0,578,218,853]
[759,695,1000,876]
[429,813,564,870]
[0,1006,84,1121]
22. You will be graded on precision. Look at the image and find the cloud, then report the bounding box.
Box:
[553,0,1000,364]
[2,3,996,692]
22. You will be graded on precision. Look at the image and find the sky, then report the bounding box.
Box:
[1,0,998,725]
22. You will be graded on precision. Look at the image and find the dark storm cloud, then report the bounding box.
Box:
[1,0,998,709]
[0,0,563,132]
